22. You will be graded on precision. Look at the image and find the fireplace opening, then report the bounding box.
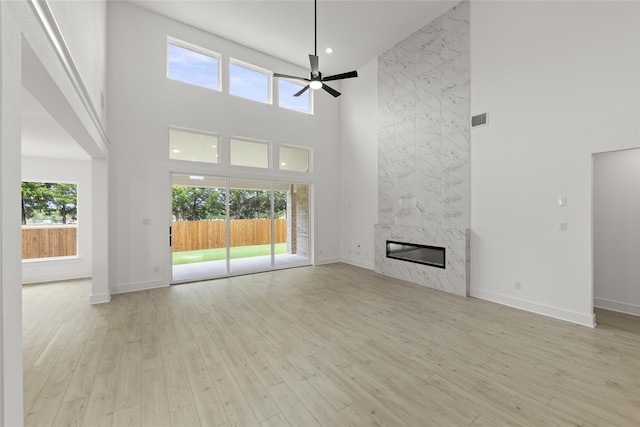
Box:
[386,241,445,269]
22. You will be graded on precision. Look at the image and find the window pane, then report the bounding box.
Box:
[168,42,219,90]
[279,146,310,172]
[169,129,218,164]
[279,79,311,114]
[171,175,228,281]
[230,139,269,169]
[230,62,270,103]
[21,181,78,259]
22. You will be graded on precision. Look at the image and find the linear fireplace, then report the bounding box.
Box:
[386,241,446,269]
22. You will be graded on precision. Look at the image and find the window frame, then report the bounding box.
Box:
[21,180,79,261]
[167,36,222,92]
[229,58,273,105]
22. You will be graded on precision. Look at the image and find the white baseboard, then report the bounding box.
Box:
[22,270,91,285]
[339,257,374,270]
[90,293,111,304]
[594,298,640,316]
[470,288,596,327]
[315,257,340,266]
[110,279,169,295]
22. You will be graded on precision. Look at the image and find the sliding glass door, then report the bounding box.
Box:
[228,179,273,274]
[171,175,227,282]
[171,175,311,283]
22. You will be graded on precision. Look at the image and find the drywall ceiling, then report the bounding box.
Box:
[128,0,458,76]
[21,87,90,161]
[21,0,457,163]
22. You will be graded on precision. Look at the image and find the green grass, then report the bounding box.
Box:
[172,243,287,265]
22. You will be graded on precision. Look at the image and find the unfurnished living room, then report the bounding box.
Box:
[2,0,639,426]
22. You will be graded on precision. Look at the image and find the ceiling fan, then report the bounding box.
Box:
[274,0,358,98]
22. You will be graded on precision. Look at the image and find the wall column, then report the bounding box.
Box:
[91,157,110,303]
[0,2,24,423]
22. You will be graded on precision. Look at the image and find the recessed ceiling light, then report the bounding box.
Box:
[281,162,287,166]
[172,148,180,153]
[189,175,204,180]
[325,47,333,54]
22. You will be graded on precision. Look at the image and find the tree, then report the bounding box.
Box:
[228,189,250,219]
[21,182,50,225]
[274,191,287,218]
[172,186,226,221]
[172,186,289,221]
[48,183,77,224]
[186,187,209,220]
[172,186,190,221]
[205,188,226,218]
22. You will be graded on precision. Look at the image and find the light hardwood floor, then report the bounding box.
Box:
[23,263,639,426]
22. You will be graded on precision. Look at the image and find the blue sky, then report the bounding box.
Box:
[169,43,310,113]
[168,44,219,90]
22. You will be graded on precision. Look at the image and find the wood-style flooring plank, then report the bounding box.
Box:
[22,265,640,427]
[140,367,171,426]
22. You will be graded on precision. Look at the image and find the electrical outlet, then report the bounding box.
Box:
[153,266,159,273]
[515,281,522,290]
[559,222,568,231]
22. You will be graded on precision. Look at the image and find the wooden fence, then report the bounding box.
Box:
[22,226,77,259]
[172,219,287,252]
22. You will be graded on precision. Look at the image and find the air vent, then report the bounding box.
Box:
[471,112,488,127]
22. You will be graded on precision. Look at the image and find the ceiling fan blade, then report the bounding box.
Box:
[322,83,341,98]
[309,54,319,76]
[273,73,309,82]
[322,70,358,82]
[294,85,310,97]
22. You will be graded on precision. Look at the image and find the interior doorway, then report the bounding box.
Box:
[592,148,640,318]
[170,174,311,283]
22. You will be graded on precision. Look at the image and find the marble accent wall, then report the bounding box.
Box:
[375,1,470,296]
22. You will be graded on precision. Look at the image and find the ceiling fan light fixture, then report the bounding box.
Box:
[309,80,323,90]
[272,0,358,98]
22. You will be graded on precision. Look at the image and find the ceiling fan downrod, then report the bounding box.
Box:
[273,0,358,98]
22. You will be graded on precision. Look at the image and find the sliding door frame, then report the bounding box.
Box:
[169,172,312,284]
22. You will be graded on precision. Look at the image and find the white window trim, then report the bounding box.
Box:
[167,36,222,92]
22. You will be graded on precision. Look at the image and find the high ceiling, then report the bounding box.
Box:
[22,87,90,161]
[23,0,457,161]
[128,0,457,76]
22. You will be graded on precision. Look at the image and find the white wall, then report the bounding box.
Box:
[21,156,92,283]
[107,2,341,293]
[469,1,640,326]
[0,3,25,423]
[47,0,107,126]
[339,58,378,270]
[593,149,640,316]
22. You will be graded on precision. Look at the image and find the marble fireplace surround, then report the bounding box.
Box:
[375,225,469,296]
[375,2,470,297]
